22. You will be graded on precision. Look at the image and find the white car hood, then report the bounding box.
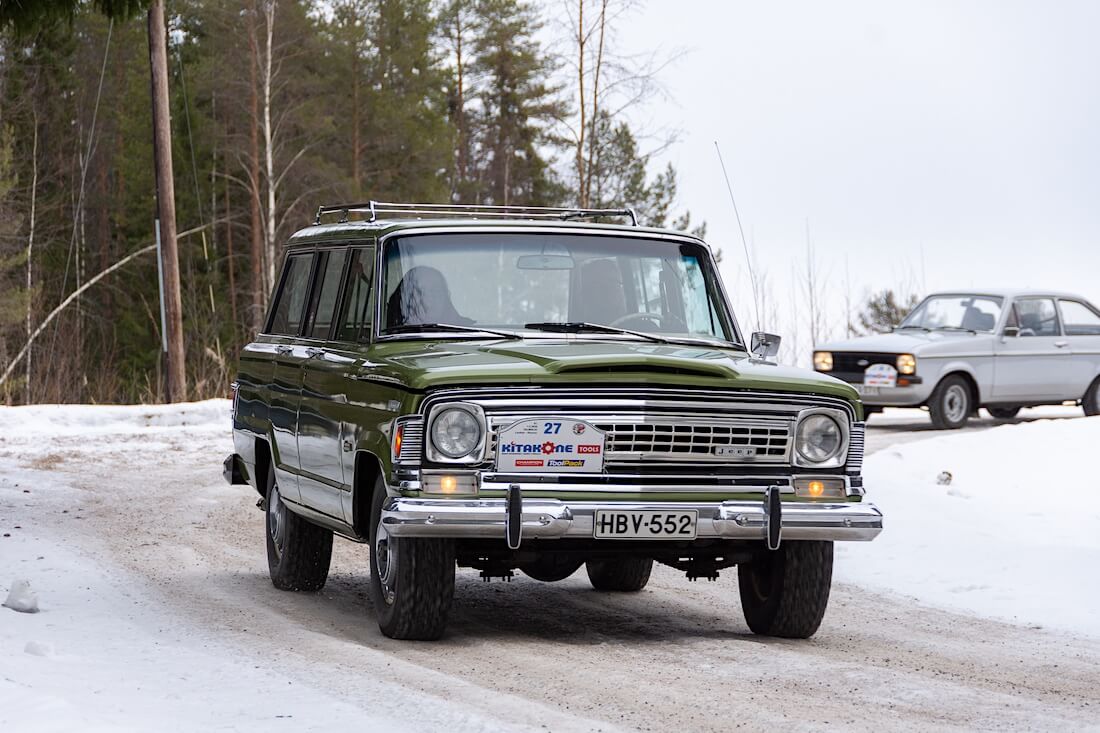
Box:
[816,330,977,354]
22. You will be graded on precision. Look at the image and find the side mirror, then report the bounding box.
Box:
[1002,326,1020,338]
[751,331,781,361]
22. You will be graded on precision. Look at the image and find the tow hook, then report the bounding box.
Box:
[505,483,523,550]
[765,485,782,551]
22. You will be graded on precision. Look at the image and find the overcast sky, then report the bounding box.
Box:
[614,0,1100,353]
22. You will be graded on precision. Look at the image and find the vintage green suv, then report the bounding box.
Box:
[224,201,883,640]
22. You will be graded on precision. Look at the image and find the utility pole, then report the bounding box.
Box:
[148,0,186,402]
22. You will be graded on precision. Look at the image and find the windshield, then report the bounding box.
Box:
[900,294,1003,332]
[380,233,736,344]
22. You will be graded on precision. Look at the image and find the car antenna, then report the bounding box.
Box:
[715,141,761,332]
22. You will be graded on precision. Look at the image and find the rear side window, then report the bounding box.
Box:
[305,249,348,339]
[335,248,374,343]
[1015,298,1060,337]
[268,254,314,336]
[1059,300,1100,336]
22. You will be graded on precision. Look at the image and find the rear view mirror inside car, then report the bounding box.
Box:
[516,254,575,270]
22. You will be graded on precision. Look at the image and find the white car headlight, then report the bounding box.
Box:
[795,413,844,465]
[430,406,484,460]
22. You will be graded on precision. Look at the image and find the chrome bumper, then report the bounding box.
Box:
[380,496,883,542]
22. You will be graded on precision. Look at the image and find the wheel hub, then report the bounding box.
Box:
[374,519,398,605]
[944,384,968,423]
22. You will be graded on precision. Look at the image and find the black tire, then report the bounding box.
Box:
[265,462,333,592]
[520,556,583,583]
[863,406,883,416]
[987,406,1021,420]
[585,557,652,592]
[738,540,833,639]
[928,375,972,429]
[367,477,455,640]
[1084,379,1100,417]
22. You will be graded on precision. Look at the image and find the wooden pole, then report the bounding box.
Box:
[148,0,186,402]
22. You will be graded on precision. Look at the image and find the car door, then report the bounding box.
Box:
[993,297,1074,400]
[1057,298,1100,399]
[295,247,354,519]
[264,251,317,502]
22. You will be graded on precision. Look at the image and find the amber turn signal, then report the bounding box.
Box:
[793,478,846,499]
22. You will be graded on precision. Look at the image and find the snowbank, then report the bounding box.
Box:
[0,399,230,437]
[838,415,1100,636]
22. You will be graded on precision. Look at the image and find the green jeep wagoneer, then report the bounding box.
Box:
[224,201,883,640]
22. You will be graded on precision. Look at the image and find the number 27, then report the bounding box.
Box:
[543,422,561,434]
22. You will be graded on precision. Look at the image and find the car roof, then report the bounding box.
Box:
[285,218,707,249]
[926,289,1093,302]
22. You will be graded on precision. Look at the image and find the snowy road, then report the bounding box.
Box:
[2,403,1099,731]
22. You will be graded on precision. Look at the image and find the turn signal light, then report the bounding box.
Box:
[793,478,846,499]
[439,475,457,493]
[393,424,404,457]
[421,472,478,496]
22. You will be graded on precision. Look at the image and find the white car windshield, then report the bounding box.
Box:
[380,233,736,345]
[900,295,1004,332]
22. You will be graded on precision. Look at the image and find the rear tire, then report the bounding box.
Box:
[987,406,1021,420]
[368,477,455,640]
[738,540,833,639]
[265,463,333,592]
[585,557,652,592]
[929,375,972,429]
[1085,379,1100,417]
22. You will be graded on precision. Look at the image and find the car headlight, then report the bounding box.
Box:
[795,413,844,465]
[896,353,916,375]
[813,351,833,371]
[429,406,484,460]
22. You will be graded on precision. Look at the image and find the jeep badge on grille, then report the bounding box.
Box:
[714,446,757,459]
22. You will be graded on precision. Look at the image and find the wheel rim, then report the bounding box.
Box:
[944,384,969,423]
[268,481,287,558]
[374,517,398,606]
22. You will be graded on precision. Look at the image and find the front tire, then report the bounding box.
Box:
[585,557,652,591]
[929,375,972,429]
[265,462,333,592]
[738,540,833,638]
[368,477,455,640]
[987,406,1021,420]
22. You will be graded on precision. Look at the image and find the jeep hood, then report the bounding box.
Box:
[365,338,858,401]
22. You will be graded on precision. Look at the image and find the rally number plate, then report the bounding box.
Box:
[593,510,698,540]
[496,418,606,473]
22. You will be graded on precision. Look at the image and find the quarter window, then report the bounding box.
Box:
[1059,300,1100,336]
[305,249,349,339]
[335,248,374,343]
[1014,298,1060,337]
[267,254,314,336]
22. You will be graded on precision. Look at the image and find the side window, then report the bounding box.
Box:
[1059,300,1100,336]
[267,254,314,336]
[1015,298,1060,337]
[335,248,374,343]
[305,249,348,339]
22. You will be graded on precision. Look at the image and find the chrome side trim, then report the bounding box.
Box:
[380,497,883,542]
[846,422,866,473]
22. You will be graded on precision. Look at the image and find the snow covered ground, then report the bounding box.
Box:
[2,400,1099,730]
[839,412,1100,636]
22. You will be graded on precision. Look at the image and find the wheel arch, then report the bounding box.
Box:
[253,436,272,498]
[931,367,981,407]
[353,450,386,539]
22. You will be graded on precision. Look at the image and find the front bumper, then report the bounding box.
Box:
[380,496,883,543]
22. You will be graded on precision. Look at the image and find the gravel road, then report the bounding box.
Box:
[5,408,1098,731]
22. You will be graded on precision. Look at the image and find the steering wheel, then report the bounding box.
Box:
[609,312,664,328]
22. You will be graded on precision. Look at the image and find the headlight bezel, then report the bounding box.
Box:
[792,407,850,469]
[425,403,487,464]
[896,353,917,375]
[813,351,834,371]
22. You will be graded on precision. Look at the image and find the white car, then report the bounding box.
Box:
[813,290,1100,428]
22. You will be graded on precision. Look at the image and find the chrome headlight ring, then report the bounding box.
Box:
[425,402,487,464]
[792,407,850,469]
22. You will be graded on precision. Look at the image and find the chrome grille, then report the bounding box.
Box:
[846,422,865,472]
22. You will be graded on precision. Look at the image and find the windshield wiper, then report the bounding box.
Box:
[895,324,931,332]
[523,321,671,344]
[386,323,521,339]
[933,326,978,334]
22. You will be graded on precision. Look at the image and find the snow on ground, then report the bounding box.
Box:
[838,413,1100,637]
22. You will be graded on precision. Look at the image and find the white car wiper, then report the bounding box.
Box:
[934,326,978,334]
[386,323,522,339]
[895,324,931,332]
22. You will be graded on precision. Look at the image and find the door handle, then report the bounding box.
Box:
[274,345,293,355]
[1054,341,1069,348]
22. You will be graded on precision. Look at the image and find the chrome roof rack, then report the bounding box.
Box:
[313,200,638,226]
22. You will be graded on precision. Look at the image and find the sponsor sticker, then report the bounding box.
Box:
[496,418,606,473]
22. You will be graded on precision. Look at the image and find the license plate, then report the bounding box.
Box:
[496,418,606,473]
[855,384,880,396]
[593,510,698,540]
